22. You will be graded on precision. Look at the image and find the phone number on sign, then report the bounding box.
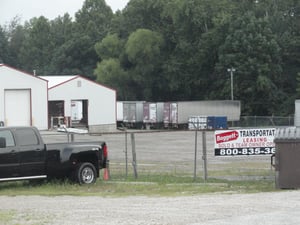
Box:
[215,147,276,156]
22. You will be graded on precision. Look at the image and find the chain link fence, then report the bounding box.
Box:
[41,130,275,182]
[41,115,295,183]
[237,116,294,127]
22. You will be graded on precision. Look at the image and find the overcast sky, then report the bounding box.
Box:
[0,0,129,26]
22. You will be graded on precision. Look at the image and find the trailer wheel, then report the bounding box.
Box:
[75,162,97,184]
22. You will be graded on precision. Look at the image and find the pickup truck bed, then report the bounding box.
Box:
[0,126,108,184]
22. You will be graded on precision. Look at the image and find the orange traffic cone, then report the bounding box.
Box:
[103,168,110,181]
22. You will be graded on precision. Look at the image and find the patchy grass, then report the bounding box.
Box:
[0,210,16,224]
[0,159,276,196]
[0,172,277,197]
[0,209,52,225]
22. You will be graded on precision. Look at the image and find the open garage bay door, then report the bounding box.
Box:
[71,100,88,128]
[4,89,31,126]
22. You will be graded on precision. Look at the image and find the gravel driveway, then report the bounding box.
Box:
[1,190,300,225]
[0,131,292,224]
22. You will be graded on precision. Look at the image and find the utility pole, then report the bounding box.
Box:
[227,68,236,100]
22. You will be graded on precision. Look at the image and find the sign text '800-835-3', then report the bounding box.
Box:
[214,128,275,156]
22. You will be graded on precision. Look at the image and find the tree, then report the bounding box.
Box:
[125,28,164,100]
[0,16,26,67]
[0,26,10,64]
[18,16,54,74]
[95,33,123,60]
[50,14,74,47]
[95,58,131,99]
[94,33,132,99]
[216,12,282,115]
[2,0,299,116]
[7,25,26,67]
[273,0,300,102]
[67,0,114,77]
[161,0,234,100]
[114,0,169,38]
[48,14,79,74]
[50,34,93,75]
[75,0,113,41]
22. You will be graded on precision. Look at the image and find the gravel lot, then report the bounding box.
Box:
[1,190,300,225]
[1,130,287,224]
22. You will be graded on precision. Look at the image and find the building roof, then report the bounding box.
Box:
[0,64,48,82]
[39,75,77,88]
[40,75,116,92]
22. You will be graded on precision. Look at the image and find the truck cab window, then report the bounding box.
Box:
[0,130,15,147]
[15,129,39,146]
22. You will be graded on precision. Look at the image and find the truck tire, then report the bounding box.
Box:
[75,162,97,184]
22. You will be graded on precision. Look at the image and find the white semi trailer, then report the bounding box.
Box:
[163,100,241,129]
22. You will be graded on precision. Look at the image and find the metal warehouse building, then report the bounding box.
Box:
[40,75,116,133]
[0,64,48,130]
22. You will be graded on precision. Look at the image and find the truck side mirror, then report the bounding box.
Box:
[0,137,6,148]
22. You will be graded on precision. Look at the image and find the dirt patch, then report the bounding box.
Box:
[1,190,300,225]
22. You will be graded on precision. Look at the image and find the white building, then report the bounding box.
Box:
[40,75,116,133]
[0,64,48,129]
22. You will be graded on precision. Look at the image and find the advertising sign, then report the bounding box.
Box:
[214,128,276,156]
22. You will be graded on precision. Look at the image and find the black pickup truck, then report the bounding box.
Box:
[0,126,108,184]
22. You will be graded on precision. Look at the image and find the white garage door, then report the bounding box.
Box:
[4,89,31,126]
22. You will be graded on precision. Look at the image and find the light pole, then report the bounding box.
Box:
[227,68,236,100]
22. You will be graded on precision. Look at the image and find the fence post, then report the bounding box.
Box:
[202,131,208,181]
[193,129,198,181]
[131,133,138,179]
[125,130,128,178]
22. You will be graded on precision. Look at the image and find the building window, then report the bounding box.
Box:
[77,80,82,87]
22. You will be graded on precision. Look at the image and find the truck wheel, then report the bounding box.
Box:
[75,162,97,184]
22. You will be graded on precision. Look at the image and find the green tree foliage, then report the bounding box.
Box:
[94,34,131,99]
[95,58,130,99]
[125,29,163,64]
[18,16,54,74]
[125,29,164,100]
[6,18,26,68]
[0,16,26,66]
[48,14,77,74]
[75,0,113,41]
[273,0,300,100]
[0,26,10,63]
[217,12,282,115]
[95,34,123,60]
[2,0,300,116]
[162,0,234,100]
[114,0,168,38]
[67,0,114,77]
